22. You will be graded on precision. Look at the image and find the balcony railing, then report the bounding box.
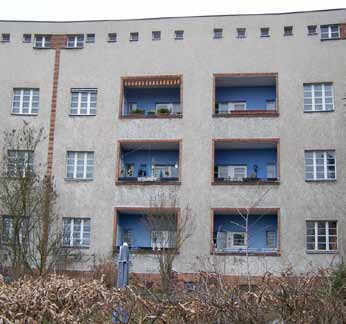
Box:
[214,176,279,183]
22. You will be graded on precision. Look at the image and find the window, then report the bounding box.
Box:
[320,25,340,39]
[23,34,32,43]
[266,231,277,248]
[152,31,161,40]
[304,150,336,181]
[260,28,270,37]
[266,164,276,179]
[12,88,39,115]
[175,30,184,40]
[66,151,94,180]
[237,28,246,38]
[152,165,176,178]
[7,150,34,177]
[130,32,139,42]
[213,28,223,39]
[2,216,29,244]
[122,229,133,246]
[284,26,293,36]
[217,165,247,180]
[1,33,10,42]
[217,101,247,113]
[151,231,176,249]
[266,100,276,111]
[70,89,97,115]
[304,83,334,112]
[34,35,51,48]
[306,221,337,252]
[63,218,90,247]
[308,25,317,35]
[108,33,117,42]
[227,232,247,248]
[66,34,84,48]
[86,33,95,43]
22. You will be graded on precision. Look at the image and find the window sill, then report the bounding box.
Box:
[306,250,338,254]
[304,110,334,113]
[114,247,179,255]
[320,37,341,41]
[213,110,278,117]
[64,46,84,50]
[64,178,93,182]
[116,180,181,186]
[305,179,336,183]
[69,114,97,117]
[212,251,280,257]
[120,114,182,119]
[11,113,38,116]
[212,180,280,186]
[32,46,52,49]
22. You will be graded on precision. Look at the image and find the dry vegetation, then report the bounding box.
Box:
[0,267,345,324]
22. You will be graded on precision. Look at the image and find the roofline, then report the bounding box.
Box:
[0,8,345,23]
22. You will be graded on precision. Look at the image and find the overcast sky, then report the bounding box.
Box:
[1,0,345,21]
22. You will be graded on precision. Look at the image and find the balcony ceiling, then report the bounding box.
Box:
[215,141,277,150]
[215,76,276,87]
[121,141,179,151]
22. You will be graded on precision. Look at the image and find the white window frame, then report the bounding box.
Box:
[217,165,247,180]
[227,231,247,249]
[63,218,90,248]
[7,150,34,177]
[320,25,340,39]
[306,221,337,252]
[304,83,334,112]
[266,231,277,248]
[151,230,176,249]
[12,88,40,115]
[34,35,51,48]
[66,34,84,48]
[304,150,336,181]
[217,101,247,113]
[70,89,97,116]
[266,164,277,179]
[152,165,177,178]
[66,151,94,180]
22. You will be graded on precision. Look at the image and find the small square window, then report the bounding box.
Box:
[1,33,10,42]
[175,30,184,40]
[213,28,223,39]
[307,25,317,35]
[86,33,95,43]
[284,26,293,36]
[152,31,161,40]
[130,32,139,42]
[237,28,246,38]
[108,33,117,42]
[23,34,32,43]
[260,28,270,37]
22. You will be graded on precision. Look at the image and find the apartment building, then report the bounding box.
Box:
[0,9,345,277]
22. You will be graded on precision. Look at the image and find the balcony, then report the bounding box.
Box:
[213,139,280,185]
[213,73,278,117]
[116,140,181,185]
[115,209,178,253]
[119,76,182,118]
[212,209,279,255]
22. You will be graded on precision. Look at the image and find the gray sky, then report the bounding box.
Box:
[1,0,345,21]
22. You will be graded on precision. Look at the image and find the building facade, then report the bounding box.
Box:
[0,9,345,277]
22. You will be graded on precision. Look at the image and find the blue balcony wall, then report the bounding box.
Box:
[117,213,151,248]
[121,149,179,177]
[215,149,277,179]
[216,86,276,110]
[124,87,180,114]
[214,214,278,249]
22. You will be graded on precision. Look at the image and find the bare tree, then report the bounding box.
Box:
[0,122,63,276]
[144,189,193,293]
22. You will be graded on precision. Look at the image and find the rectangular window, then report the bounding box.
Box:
[70,89,97,115]
[266,164,276,179]
[152,31,161,40]
[284,26,293,36]
[108,33,117,42]
[217,165,247,180]
[217,101,246,113]
[308,25,317,35]
[7,150,34,177]
[175,30,184,40]
[152,165,176,178]
[34,35,51,48]
[23,34,32,43]
[226,232,247,249]
[260,28,270,37]
[130,32,139,41]
[63,218,90,247]
[266,100,276,110]
[304,150,336,181]
[2,216,29,244]
[66,151,94,180]
[320,25,340,39]
[151,230,176,249]
[86,33,95,43]
[306,221,337,252]
[1,33,10,42]
[12,88,40,115]
[122,229,133,246]
[304,83,334,112]
[237,28,246,38]
[266,231,277,248]
[66,34,84,48]
[213,28,223,39]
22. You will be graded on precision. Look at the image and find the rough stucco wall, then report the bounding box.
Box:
[0,9,345,275]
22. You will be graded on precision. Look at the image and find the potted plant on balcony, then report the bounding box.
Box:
[130,108,145,116]
[157,108,171,116]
